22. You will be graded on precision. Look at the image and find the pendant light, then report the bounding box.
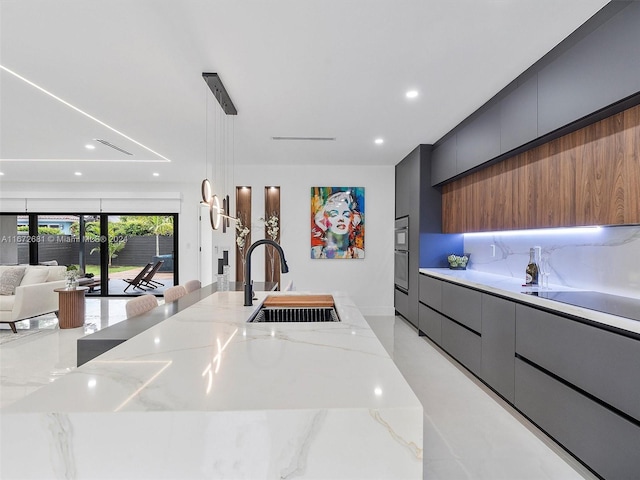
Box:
[201,73,238,229]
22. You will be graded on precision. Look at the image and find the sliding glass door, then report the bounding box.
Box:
[0,213,177,296]
[106,215,175,295]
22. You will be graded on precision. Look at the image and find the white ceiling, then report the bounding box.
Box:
[0,0,609,184]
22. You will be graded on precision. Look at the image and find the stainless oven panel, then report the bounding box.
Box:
[394,217,409,251]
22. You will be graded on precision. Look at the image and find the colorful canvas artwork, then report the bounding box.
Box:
[311,187,365,259]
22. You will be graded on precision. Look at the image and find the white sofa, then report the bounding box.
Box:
[0,265,67,332]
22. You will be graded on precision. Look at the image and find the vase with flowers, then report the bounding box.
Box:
[235,214,250,280]
[260,212,280,281]
[65,265,80,289]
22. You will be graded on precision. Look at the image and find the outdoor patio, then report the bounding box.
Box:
[85,267,174,297]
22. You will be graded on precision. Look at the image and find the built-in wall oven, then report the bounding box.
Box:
[394,217,409,292]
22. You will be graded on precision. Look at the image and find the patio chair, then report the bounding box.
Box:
[184,279,201,293]
[123,263,154,292]
[125,294,158,319]
[139,260,165,290]
[164,285,187,303]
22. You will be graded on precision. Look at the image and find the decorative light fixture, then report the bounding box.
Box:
[201,73,238,230]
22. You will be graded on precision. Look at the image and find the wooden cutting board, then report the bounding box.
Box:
[263,294,334,308]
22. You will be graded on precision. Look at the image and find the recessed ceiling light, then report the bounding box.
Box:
[74,172,82,176]
[406,90,419,99]
[0,172,4,176]
[85,144,96,150]
[153,172,160,177]
[374,138,384,145]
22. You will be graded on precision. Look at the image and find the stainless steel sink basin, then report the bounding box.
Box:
[248,306,341,323]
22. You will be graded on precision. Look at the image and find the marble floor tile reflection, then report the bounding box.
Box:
[365,315,599,480]
[0,298,128,409]
[1,300,598,479]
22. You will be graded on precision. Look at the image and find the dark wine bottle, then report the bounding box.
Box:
[525,247,539,286]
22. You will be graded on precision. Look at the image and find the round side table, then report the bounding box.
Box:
[54,286,89,329]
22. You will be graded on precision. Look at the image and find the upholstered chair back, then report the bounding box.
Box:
[184,279,201,293]
[125,294,159,319]
[163,285,187,304]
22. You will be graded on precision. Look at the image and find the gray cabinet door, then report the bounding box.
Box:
[456,103,500,175]
[419,274,442,311]
[395,148,419,218]
[441,316,481,375]
[430,134,457,186]
[441,282,482,333]
[418,303,443,344]
[515,359,640,480]
[538,4,640,136]
[516,304,640,422]
[394,288,409,320]
[481,294,516,403]
[500,75,538,154]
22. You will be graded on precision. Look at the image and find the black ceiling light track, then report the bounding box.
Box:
[202,73,237,115]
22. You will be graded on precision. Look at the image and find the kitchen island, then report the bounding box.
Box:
[1,291,423,479]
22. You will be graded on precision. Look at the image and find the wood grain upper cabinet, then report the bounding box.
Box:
[430,134,457,186]
[456,103,500,176]
[500,75,538,154]
[442,103,640,232]
[538,5,640,137]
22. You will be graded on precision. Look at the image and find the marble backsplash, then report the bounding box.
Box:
[463,225,640,299]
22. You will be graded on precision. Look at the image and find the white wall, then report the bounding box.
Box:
[230,165,395,315]
[1,166,396,314]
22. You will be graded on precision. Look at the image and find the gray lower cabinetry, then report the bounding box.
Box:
[418,303,442,344]
[394,288,409,321]
[419,274,442,311]
[481,294,516,403]
[420,273,640,479]
[441,316,481,375]
[441,282,482,332]
[516,303,640,422]
[515,358,640,480]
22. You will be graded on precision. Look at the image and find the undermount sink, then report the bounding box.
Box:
[248,294,341,323]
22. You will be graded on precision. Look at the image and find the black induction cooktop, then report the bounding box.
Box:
[533,290,640,322]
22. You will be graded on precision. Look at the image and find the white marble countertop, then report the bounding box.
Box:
[1,291,423,479]
[420,268,640,336]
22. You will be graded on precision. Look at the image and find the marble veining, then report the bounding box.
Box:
[46,413,76,479]
[463,225,640,299]
[370,409,423,459]
[1,291,423,479]
[279,409,327,479]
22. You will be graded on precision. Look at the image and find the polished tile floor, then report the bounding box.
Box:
[0,299,597,479]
